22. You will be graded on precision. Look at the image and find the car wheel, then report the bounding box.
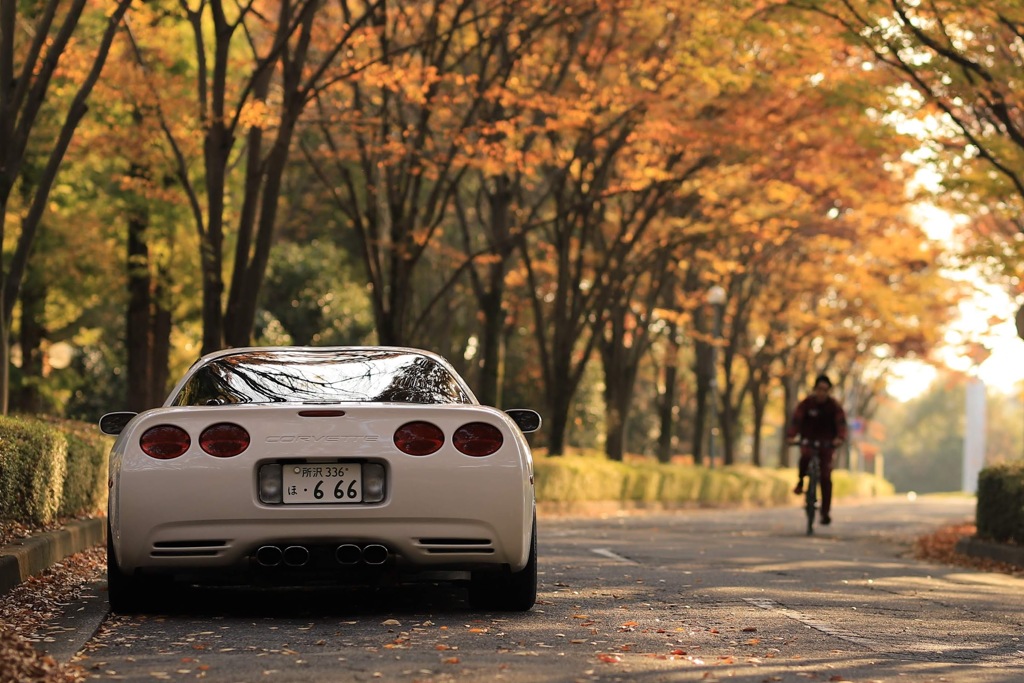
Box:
[469,516,537,612]
[107,523,163,614]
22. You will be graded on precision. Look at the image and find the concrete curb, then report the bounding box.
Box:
[0,517,106,597]
[955,536,1024,569]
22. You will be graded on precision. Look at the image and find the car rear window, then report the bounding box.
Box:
[171,349,473,406]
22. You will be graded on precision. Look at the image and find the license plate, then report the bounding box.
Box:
[283,463,363,504]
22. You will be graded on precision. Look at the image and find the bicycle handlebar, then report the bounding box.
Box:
[792,438,841,448]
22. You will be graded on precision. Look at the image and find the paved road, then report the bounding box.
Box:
[39,495,1024,682]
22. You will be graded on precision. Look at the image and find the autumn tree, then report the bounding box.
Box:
[84,62,186,410]
[0,0,133,414]
[301,0,584,408]
[794,0,1024,331]
[505,0,758,455]
[596,207,702,462]
[119,0,385,357]
[656,2,965,468]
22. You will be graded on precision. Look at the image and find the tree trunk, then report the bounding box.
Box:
[126,211,153,411]
[604,402,627,462]
[779,375,799,468]
[750,389,766,467]
[719,392,735,466]
[199,127,228,355]
[149,271,173,407]
[476,176,512,407]
[224,132,294,347]
[16,270,46,414]
[545,388,572,455]
[478,287,505,407]
[692,324,711,466]
[599,310,645,462]
[657,321,680,463]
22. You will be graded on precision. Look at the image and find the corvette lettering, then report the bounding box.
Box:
[266,435,379,443]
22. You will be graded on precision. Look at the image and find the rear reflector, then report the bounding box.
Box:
[199,423,250,457]
[258,464,283,503]
[140,425,191,459]
[362,463,386,502]
[394,421,444,456]
[453,422,503,456]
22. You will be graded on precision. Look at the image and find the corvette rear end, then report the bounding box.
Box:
[100,346,541,613]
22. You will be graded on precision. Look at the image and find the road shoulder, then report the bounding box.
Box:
[956,535,1024,568]
[0,517,105,596]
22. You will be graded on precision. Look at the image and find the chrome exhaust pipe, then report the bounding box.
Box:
[362,544,389,565]
[336,544,362,565]
[255,545,283,567]
[283,545,310,567]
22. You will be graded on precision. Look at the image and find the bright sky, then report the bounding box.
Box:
[886,205,1024,402]
[887,291,1024,401]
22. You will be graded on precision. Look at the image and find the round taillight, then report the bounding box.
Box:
[199,423,250,457]
[453,422,503,456]
[140,425,191,459]
[394,421,444,456]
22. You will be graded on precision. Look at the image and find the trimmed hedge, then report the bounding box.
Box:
[0,416,110,526]
[0,418,898,526]
[976,463,1024,545]
[533,453,894,507]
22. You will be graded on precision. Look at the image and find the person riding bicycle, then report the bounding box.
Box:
[786,373,848,525]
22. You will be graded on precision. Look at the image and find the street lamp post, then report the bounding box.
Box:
[707,285,726,469]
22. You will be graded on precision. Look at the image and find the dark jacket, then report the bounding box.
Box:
[786,396,848,443]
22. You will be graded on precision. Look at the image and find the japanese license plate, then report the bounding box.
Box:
[283,463,363,504]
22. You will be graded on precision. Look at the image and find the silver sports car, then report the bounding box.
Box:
[100,346,541,613]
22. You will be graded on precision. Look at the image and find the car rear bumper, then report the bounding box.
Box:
[113,510,533,578]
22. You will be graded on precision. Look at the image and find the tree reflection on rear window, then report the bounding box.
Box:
[171,349,473,406]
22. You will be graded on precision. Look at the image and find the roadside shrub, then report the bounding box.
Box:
[621,464,663,502]
[0,417,67,525]
[48,419,110,517]
[0,416,110,526]
[534,455,632,503]
[833,470,895,499]
[656,466,707,503]
[533,454,892,508]
[976,463,1024,545]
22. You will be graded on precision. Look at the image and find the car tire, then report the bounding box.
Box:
[469,515,537,612]
[107,522,164,614]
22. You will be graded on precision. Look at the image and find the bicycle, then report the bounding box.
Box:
[795,439,825,536]
[790,440,831,536]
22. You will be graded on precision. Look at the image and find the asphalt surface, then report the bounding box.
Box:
[5,504,1024,601]
[2,499,1023,673]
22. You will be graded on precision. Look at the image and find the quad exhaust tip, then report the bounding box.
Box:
[336,543,362,564]
[256,543,389,567]
[362,544,389,565]
[255,545,283,567]
[283,545,310,567]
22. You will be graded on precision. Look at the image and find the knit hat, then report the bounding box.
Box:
[814,374,833,388]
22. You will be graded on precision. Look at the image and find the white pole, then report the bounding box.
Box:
[962,378,986,493]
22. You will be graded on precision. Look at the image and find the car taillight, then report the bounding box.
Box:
[199,423,250,457]
[453,422,503,456]
[394,421,444,456]
[140,425,191,459]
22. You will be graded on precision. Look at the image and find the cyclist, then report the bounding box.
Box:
[786,373,848,525]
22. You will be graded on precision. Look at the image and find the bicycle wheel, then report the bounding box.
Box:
[804,456,819,536]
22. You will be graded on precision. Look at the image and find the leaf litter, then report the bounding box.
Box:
[0,546,105,682]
